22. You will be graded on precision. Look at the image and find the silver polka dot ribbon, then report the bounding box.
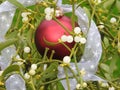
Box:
[0,0,104,90]
[57,0,105,90]
[0,1,36,90]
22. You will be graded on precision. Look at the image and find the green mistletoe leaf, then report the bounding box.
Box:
[100,63,110,73]
[104,73,111,80]
[103,37,109,47]
[116,0,120,12]
[103,0,115,9]
[7,0,25,10]
[56,81,64,90]
[0,38,18,53]
[26,82,35,90]
[41,62,58,79]
[2,65,20,80]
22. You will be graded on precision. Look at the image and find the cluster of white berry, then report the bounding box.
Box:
[98,17,117,29]
[13,47,31,66]
[76,82,87,89]
[93,0,102,5]
[24,64,37,79]
[98,22,105,29]
[61,27,86,44]
[21,12,31,22]
[15,55,25,66]
[44,7,63,20]
[98,81,115,90]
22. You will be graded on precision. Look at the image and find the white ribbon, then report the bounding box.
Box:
[57,0,104,90]
[0,1,36,90]
[0,0,104,90]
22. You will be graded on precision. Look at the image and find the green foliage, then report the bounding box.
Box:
[0,65,20,82]
[0,38,18,53]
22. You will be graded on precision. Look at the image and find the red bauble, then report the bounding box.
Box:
[35,16,75,60]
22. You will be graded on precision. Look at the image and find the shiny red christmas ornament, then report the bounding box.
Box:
[35,16,75,60]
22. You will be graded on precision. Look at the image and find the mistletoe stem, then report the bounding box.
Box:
[73,47,83,84]
[37,60,63,65]
[15,11,22,28]
[71,0,75,30]
[49,50,55,60]
[59,41,72,52]
[64,67,71,90]
[70,43,77,57]
[67,66,79,82]
[76,0,86,8]
[43,48,49,60]
[30,77,36,90]
[40,76,74,86]
[53,17,73,35]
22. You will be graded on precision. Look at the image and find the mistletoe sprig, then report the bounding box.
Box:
[0,0,120,90]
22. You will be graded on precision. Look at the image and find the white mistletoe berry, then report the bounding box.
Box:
[67,35,73,43]
[76,83,81,89]
[63,56,71,64]
[16,55,20,59]
[82,82,87,88]
[29,69,36,76]
[44,7,52,14]
[24,46,31,53]
[45,14,52,21]
[74,27,81,34]
[74,36,81,42]
[21,12,31,18]
[98,25,104,29]
[22,17,29,22]
[24,73,30,79]
[80,37,86,44]
[31,64,37,70]
[101,82,109,87]
[44,7,54,21]
[109,86,115,90]
[80,69,86,76]
[21,12,31,23]
[110,17,117,23]
[55,10,61,17]
[94,0,101,5]
[98,22,104,29]
[61,35,67,42]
